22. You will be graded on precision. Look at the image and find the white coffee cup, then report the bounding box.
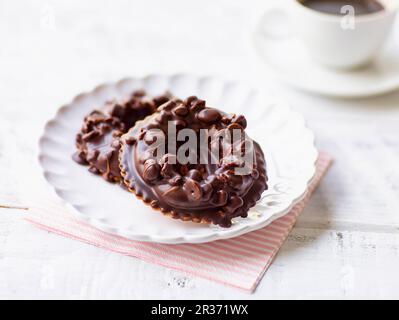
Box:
[262,0,398,69]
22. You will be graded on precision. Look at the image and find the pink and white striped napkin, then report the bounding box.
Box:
[25,152,332,292]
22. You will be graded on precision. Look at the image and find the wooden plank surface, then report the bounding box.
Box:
[1,0,399,299]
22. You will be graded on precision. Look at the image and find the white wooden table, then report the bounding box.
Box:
[1,0,399,299]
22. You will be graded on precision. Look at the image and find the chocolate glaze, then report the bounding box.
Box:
[74,110,125,182]
[103,90,171,129]
[73,90,172,182]
[119,97,268,227]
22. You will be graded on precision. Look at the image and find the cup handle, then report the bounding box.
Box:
[256,5,296,40]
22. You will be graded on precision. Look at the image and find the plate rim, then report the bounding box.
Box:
[38,74,318,244]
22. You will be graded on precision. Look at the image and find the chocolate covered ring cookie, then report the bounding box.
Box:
[119,97,268,227]
[73,110,125,182]
[73,90,172,182]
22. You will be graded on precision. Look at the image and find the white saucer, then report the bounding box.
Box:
[38,74,317,244]
[253,13,399,98]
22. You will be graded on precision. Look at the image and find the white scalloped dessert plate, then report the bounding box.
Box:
[39,74,318,244]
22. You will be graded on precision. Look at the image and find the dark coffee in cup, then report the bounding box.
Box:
[299,0,384,15]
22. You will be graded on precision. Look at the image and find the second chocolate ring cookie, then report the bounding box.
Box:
[73,90,172,182]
